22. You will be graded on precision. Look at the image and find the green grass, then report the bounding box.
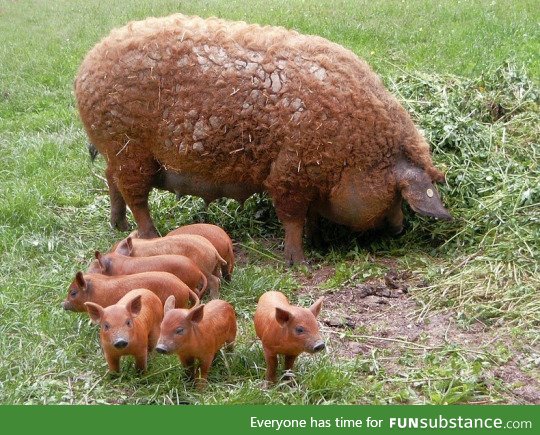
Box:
[0,0,539,404]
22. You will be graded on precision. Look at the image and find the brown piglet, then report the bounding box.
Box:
[166,224,235,281]
[88,251,208,298]
[84,288,163,372]
[113,235,226,298]
[156,296,237,388]
[62,271,199,312]
[254,291,324,384]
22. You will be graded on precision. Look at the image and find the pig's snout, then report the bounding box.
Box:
[312,341,325,353]
[155,344,169,354]
[113,338,128,349]
[62,300,72,311]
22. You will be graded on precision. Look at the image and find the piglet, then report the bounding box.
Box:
[166,224,235,281]
[156,296,237,388]
[88,251,208,298]
[62,271,199,312]
[254,291,324,384]
[84,288,163,372]
[113,235,226,298]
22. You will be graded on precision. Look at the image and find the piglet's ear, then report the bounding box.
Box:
[94,251,107,272]
[275,307,292,326]
[164,295,176,313]
[187,304,205,323]
[309,297,324,318]
[127,294,142,317]
[84,302,103,324]
[115,238,133,256]
[75,272,87,291]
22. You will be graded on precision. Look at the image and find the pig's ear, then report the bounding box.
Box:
[397,163,452,221]
[275,307,292,326]
[187,304,205,323]
[75,272,87,291]
[164,295,176,313]
[115,238,133,256]
[309,297,324,317]
[127,294,142,317]
[84,302,103,324]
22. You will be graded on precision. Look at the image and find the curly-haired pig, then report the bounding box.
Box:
[88,251,208,298]
[76,14,451,265]
[156,296,237,388]
[84,288,163,372]
[254,291,324,383]
[166,224,234,280]
[113,235,226,298]
[62,271,199,312]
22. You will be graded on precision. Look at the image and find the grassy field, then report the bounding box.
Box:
[0,0,538,404]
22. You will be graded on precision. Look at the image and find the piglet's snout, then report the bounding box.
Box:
[155,343,169,354]
[312,340,325,353]
[113,338,128,349]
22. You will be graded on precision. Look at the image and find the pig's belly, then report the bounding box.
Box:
[158,169,262,204]
[314,199,389,231]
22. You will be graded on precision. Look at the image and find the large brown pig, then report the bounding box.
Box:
[156,296,237,388]
[62,271,199,312]
[254,291,324,384]
[113,235,226,298]
[85,288,163,373]
[166,224,234,280]
[75,14,451,265]
[88,251,208,298]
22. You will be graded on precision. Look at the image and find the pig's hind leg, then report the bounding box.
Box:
[282,355,298,382]
[106,165,129,231]
[112,152,160,239]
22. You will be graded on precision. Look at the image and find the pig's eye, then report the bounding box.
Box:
[175,327,184,335]
[103,323,110,331]
[295,326,305,335]
[126,319,132,327]
[69,290,77,298]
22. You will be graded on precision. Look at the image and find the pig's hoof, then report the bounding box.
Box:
[262,380,275,389]
[111,217,130,232]
[281,370,298,387]
[195,378,208,391]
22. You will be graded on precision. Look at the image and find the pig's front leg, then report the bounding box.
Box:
[105,353,121,373]
[135,349,148,372]
[282,220,306,265]
[263,348,279,384]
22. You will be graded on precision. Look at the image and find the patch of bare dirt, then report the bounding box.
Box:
[296,264,540,404]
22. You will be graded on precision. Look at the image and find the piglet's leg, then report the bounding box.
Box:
[207,274,221,299]
[105,353,121,373]
[148,327,160,351]
[263,348,279,384]
[135,349,148,372]
[282,355,298,382]
[195,356,213,390]
[180,356,196,380]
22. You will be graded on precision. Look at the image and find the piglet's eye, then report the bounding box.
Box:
[103,323,110,331]
[126,319,132,327]
[295,326,305,334]
[175,327,184,335]
[70,290,77,298]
